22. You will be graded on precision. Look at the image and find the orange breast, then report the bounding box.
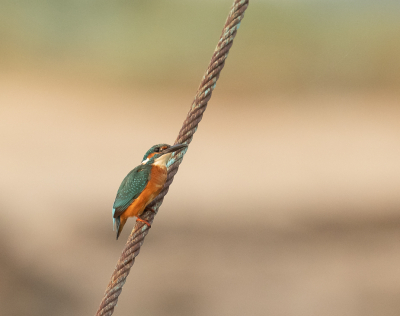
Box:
[121,165,167,220]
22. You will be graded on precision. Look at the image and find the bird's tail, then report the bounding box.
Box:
[113,216,119,231]
[115,217,128,240]
[113,216,120,240]
[112,208,117,230]
[113,218,117,230]
[113,208,126,240]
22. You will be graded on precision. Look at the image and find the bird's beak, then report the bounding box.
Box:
[161,143,188,155]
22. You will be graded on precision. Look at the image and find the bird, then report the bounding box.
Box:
[112,143,187,239]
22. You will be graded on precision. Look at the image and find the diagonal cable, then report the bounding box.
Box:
[95,1,249,315]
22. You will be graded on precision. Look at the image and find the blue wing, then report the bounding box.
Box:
[112,164,151,220]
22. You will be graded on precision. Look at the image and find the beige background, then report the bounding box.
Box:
[1,1,400,315]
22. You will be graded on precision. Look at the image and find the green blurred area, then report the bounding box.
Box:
[1,0,400,92]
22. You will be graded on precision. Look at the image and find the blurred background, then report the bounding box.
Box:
[1,0,400,315]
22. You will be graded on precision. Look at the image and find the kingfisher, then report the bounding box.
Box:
[112,143,187,239]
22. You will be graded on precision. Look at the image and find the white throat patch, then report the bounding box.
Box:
[141,153,172,166]
[153,153,172,167]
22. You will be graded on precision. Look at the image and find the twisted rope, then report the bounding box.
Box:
[95,1,249,315]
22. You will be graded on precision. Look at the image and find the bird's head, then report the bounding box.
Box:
[141,143,187,166]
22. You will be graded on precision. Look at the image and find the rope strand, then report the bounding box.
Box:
[95,1,249,315]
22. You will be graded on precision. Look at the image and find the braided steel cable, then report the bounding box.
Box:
[95,1,249,315]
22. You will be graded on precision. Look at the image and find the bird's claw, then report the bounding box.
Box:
[136,217,151,228]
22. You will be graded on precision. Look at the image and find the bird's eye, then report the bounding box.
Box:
[154,147,160,152]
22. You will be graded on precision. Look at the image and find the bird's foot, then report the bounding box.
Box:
[136,217,151,228]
